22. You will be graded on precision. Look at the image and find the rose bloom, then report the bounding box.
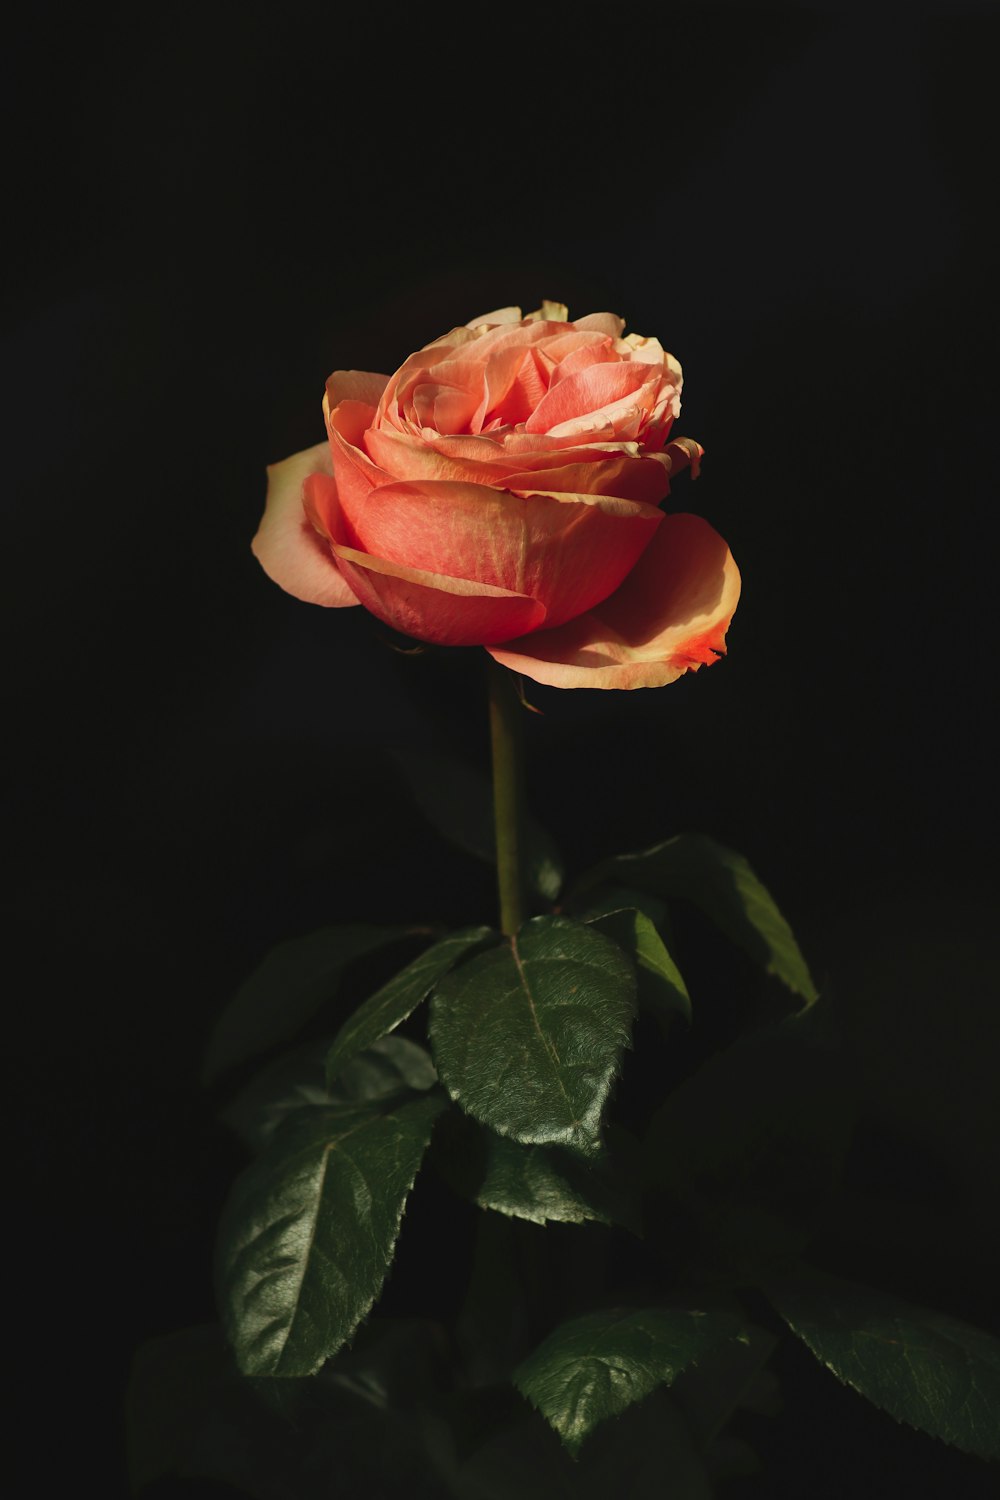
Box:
[253,302,739,689]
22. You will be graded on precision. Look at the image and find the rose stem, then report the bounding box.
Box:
[487,657,524,937]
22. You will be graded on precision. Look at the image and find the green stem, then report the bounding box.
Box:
[488,658,524,937]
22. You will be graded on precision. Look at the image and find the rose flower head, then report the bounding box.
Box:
[253,302,739,688]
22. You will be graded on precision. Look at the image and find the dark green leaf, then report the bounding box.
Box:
[204,924,424,1081]
[392,748,564,901]
[765,1270,1000,1461]
[433,1110,639,1231]
[513,1305,744,1455]
[331,1033,438,1097]
[585,906,691,1029]
[221,1040,330,1151]
[223,1035,437,1152]
[429,916,636,1157]
[576,882,668,929]
[325,927,495,1087]
[217,1092,446,1376]
[643,1006,853,1269]
[582,834,817,1006]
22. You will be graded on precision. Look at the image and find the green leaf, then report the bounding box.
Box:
[217,1091,446,1377]
[573,881,669,928]
[433,1110,640,1231]
[582,833,817,1006]
[513,1305,744,1455]
[325,926,496,1087]
[428,916,636,1157]
[765,1270,1000,1461]
[204,924,424,1081]
[330,1033,438,1098]
[391,748,564,901]
[223,1035,437,1152]
[643,1006,852,1269]
[585,906,691,1030]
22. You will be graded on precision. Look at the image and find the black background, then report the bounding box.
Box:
[7,2,999,1495]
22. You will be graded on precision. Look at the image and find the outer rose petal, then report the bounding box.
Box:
[572,312,626,338]
[320,474,663,631]
[329,546,547,647]
[325,396,390,510]
[304,472,546,647]
[524,300,569,322]
[488,513,740,689]
[251,442,359,608]
[325,370,390,406]
[465,307,524,327]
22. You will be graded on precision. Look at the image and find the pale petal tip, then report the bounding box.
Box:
[525,300,570,323]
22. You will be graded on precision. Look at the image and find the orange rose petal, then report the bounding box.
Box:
[360,427,666,501]
[418,426,625,462]
[501,455,669,504]
[524,301,570,322]
[410,381,482,434]
[327,476,663,632]
[487,513,740,690]
[251,443,359,608]
[478,346,548,430]
[465,307,524,327]
[523,360,654,434]
[325,398,391,513]
[572,312,626,338]
[551,341,621,380]
[363,425,514,486]
[329,543,547,647]
[325,370,390,407]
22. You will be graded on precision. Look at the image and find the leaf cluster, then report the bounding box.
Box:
[130,811,1000,1495]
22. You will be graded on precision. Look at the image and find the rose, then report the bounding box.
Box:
[253,302,739,689]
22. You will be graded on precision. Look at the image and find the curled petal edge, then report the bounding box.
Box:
[328,542,548,648]
[251,443,359,608]
[486,512,740,690]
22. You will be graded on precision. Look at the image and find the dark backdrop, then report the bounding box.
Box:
[7,3,998,1495]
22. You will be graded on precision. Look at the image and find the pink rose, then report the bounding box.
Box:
[253,302,739,689]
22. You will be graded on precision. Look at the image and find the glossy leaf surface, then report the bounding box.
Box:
[766,1270,1000,1460]
[218,1092,445,1376]
[433,1110,639,1230]
[223,1035,437,1152]
[514,1305,743,1455]
[585,905,691,1029]
[585,834,817,1005]
[429,916,636,1156]
[325,926,495,1087]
